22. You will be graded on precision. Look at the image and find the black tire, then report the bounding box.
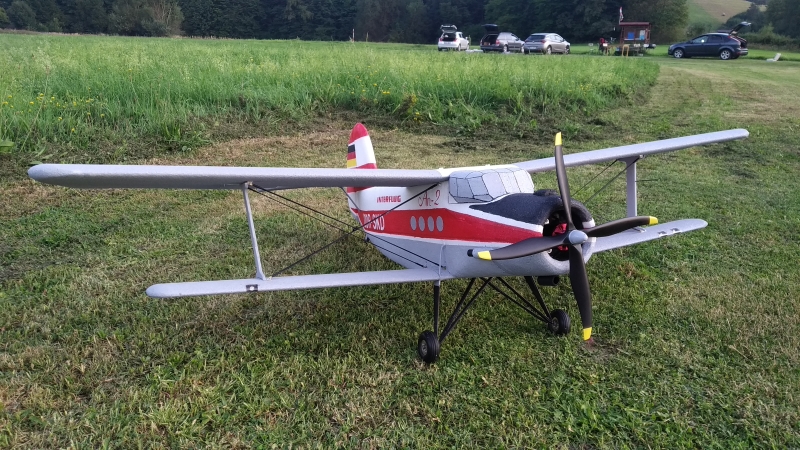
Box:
[719,49,732,60]
[503,44,508,53]
[548,309,571,335]
[673,48,684,59]
[417,331,440,363]
[565,46,570,55]
[545,46,552,55]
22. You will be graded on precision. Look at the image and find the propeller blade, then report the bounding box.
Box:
[554,132,574,229]
[568,244,593,341]
[585,216,658,238]
[468,230,588,261]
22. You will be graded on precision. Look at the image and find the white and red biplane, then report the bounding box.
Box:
[28,124,748,362]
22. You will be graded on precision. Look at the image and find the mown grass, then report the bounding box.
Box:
[0,34,657,164]
[3,37,800,447]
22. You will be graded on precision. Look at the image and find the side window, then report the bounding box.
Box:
[708,35,724,43]
[691,36,708,44]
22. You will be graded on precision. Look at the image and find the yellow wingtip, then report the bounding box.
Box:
[555,132,562,146]
[649,216,658,225]
[583,327,592,341]
[477,251,492,261]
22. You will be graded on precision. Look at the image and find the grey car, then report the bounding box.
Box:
[480,24,525,53]
[523,33,570,55]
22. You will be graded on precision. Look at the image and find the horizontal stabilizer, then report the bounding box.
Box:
[592,219,707,253]
[146,268,453,299]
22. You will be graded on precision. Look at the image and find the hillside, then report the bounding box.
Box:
[689,0,752,22]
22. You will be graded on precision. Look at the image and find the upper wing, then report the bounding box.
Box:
[515,129,749,174]
[146,268,454,298]
[27,164,446,190]
[28,129,749,190]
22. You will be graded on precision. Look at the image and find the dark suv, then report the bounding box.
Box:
[480,24,524,53]
[668,22,750,60]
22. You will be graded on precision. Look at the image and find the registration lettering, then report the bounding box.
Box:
[361,213,386,231]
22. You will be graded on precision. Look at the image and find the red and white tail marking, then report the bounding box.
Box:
[346,123,377,194]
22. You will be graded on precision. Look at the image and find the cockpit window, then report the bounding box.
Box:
[449,168,534,203]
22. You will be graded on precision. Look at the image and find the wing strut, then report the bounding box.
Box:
[242,183,266,281]
[623,156,639,217]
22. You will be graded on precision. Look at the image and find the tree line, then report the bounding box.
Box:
[0,0,797,44]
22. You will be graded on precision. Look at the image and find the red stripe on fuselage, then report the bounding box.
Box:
[353,207,541,243]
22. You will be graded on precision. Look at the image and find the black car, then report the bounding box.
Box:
[668,22,750,60]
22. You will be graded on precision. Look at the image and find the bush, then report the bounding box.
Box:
[741,25,799,48]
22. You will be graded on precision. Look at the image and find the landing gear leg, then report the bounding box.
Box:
[417,278,491,364]
[486,276,572,336]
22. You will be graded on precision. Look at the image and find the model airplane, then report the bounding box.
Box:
[28,124,749,362]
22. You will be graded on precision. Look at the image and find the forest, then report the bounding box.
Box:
[0,0,797,44]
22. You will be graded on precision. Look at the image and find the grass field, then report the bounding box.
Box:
[2,35,800,447]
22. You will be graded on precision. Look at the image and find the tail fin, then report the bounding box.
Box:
[347,123,377,170]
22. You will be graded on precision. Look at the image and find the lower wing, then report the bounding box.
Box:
[592,219,707,253]
[146,268,454,299]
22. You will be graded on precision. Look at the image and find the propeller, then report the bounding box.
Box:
[553,132,595,342]
[468,133,660,342]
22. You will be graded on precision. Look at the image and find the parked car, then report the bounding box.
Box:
[480,24,524,53]
[668,22,750,60]
[523,33,570,55]
[438,25,470,51]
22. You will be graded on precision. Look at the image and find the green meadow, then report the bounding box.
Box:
[2,33,800,447]
[0,34,656,164]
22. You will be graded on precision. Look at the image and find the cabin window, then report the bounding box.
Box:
[449,168,534,203]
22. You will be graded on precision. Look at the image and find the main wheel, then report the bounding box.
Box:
[673,48,684,59]
[548,309,571,335]
[417,330,440,363]
[719,49,732,60]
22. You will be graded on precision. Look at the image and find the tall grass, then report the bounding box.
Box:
[0,34,658,157]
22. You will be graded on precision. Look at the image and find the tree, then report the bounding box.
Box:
[724,4,765,33]
[623,0,688,43]
[8,0,37,29]
[0,7,10,27]
[766,0,800,39]
[149,0,183,35]
[73,0,109,33]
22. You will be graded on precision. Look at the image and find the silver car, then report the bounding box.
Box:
[480,24,525,53]
[523,33,570,55]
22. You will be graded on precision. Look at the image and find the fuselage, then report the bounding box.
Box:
[347,164,596,279]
